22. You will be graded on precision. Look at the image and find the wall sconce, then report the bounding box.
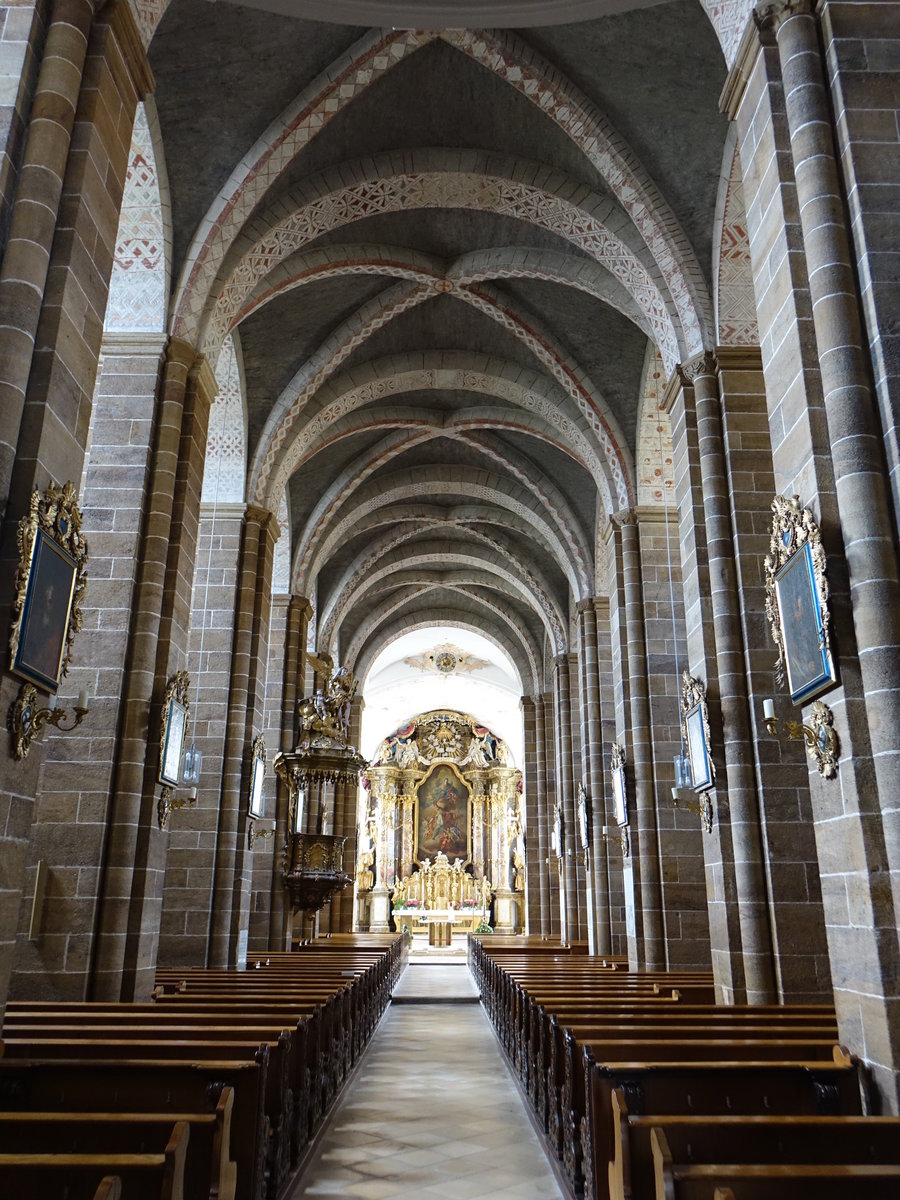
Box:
[9,683,89,761]
[181,742,203,787]
[600,824,629,855]
[248,819,275,849]
[763,697,839,779]
[670,785,714,834]
[157,785,197,831]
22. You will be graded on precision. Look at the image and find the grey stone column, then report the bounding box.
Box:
[268,594,311,949]
[613,509,665,969]
[208,505,278,968]
[682,353,777,1004]
[553,656,578,941]
[578,600,611,953]
[521,696,541,934]
[532,692,550,935]
[541,690,561,937]
[761,0,900,927]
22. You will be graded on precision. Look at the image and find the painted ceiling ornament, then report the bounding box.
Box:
[370,709,512,768]
[402,642,491,676]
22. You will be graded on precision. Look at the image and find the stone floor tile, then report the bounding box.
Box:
[289,962,565,1199]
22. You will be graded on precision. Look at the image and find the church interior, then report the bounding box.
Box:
[1,0,899,1195]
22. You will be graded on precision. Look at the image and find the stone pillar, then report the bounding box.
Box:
[90,342,215,1001]
[521,696,541,935]
[0,3,43,259]
[682,352,776,1002]
[724,2,900,1105]
[268,594,311,950]
[764,0,900,924]
[552,656,578,941]
[612,510,665,969]
[577,600,611,954]
[208,505,278,968]
[531,692,550,935]
[594,595,623,952]
[714,347,832,1003]
[540,690,561,937]
[0,0,152,505]
[0,0,152,1016]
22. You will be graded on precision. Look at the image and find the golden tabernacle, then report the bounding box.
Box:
[354,710,525,936]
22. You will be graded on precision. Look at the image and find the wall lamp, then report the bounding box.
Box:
[763,697,839,779]
[10,684,90,761]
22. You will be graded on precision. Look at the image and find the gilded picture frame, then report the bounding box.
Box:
[764,494,837,707]
[9,482,87,694]
[682,672,715,793]
[611,742,627,826]
[414,761,471,865]
[159,671,191,787]
[685,702,713,792]
[773,541,836,705]
[249,733,267,818]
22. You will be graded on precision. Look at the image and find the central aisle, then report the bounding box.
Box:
[291,962,566,1198]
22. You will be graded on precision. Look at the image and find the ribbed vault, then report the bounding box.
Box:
[144,0,725,685]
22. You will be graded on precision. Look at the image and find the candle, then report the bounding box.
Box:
[763,698,775,721]
[77,689,88,711]
[47,693,58,711]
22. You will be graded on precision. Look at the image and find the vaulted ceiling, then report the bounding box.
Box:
[148,0,729,693]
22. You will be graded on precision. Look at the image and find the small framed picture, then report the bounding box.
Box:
[612,764,627,826]
[249,735,266,818]
[685,702,713,792]
[12,528,78,693]
[577,783,590,851]
[774,540,837,705]
[160,696,188,786]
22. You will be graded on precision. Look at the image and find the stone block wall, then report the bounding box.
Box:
[639,508,710,972]
[157,505,241,968]
[821,0,900,521]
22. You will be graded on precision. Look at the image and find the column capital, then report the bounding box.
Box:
[678,350,718,387]
[290,594,314,622]
[754,0,816,34]
[244,503,280,543]
[611,507,637,529]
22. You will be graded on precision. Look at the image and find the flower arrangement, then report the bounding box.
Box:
[458,899,478,909]
[393,897,422,910]
[474,920,494,934]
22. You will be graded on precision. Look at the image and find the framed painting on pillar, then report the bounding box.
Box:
[681,672,714,793]
[159,671,191,787]
[765,494,837,706]
[414,762,471,865]
[611,743,627,825]
[9,482,87,694]
[248,733,267,818]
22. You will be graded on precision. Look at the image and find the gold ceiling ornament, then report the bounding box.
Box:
[764,494,833,693]
[402,642,491,676]
[9,480,88,688]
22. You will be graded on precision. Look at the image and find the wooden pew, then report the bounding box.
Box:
[650,1126,900,1199]
[0,1087,236,1200]
[0,1119,189,1200]
[0,1055,268,1200]
[612,1096,900,1200]
[580,1049,865,1200]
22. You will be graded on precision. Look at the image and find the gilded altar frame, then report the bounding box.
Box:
[414,761,472,866]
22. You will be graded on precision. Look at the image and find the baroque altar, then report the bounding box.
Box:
[355,710,525,935]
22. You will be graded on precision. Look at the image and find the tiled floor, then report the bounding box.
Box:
[290,964,566,1199]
